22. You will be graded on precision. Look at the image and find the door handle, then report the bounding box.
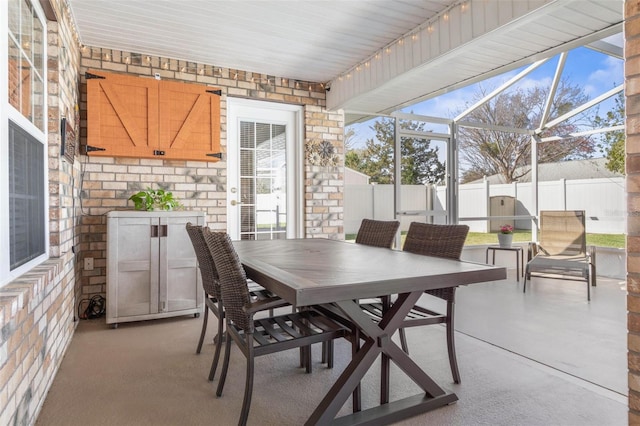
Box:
[230,200,238,206]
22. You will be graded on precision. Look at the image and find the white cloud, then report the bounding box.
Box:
[587,56,623,92]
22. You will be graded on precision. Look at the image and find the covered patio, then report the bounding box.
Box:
[35,272,626,425]
[0,1,635,425]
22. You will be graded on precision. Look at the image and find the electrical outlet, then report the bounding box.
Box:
[84,257,94,271]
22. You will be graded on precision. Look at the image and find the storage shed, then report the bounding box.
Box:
[490,196,515,232]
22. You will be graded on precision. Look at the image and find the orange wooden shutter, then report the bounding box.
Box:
[158,80,221,161]
[87,69,221,161]
[87,70,159,158]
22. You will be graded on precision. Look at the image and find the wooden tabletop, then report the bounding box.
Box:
[233,238,507,307]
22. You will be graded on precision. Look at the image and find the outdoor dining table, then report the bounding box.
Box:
[233,238,506,425]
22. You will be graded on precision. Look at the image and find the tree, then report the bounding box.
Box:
[345,149,365,171]
[344,128,367,171]
[593,90,625,174]
[457,79,595,183]
[348,118,445,185]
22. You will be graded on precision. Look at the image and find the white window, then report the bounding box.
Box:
[1,0,48,286]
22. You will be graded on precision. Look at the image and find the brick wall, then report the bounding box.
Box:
[76,47,344,299]
[305,106,345,238]
[629,2,640,423]
[0,0,81,424]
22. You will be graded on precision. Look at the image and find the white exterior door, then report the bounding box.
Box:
[227,98,303,240]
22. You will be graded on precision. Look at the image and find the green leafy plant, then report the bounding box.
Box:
[128,187,183,211]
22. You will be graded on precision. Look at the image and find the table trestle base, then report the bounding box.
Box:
[330,393,458,426]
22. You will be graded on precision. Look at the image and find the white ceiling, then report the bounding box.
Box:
[67,0,623,119]
[68,0,457,82]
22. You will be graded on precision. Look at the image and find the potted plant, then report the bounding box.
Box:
[128,187,183,211]
[498,224,513,248]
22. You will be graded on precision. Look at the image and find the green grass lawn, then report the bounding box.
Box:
[467,230,624,248]
[346,229,625,248]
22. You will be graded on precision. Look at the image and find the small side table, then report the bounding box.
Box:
[485,246,524,282]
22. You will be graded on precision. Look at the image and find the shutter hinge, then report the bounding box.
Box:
[86,145,106,152]
[206,89,222,96]
[85,72,105,80]
[153,150,165,156]
[207,153,223,159]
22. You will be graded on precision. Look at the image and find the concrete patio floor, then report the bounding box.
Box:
[35,271,627,425]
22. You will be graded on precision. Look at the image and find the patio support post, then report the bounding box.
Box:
[394,116,401,244]
[531,134,540,242]
[448,122,459,224]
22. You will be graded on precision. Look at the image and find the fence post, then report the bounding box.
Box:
[426,184,433,224]
[484,177,490,232]
[513,181,518,230]
[371,184,376,219]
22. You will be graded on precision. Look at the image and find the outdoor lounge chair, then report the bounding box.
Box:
[524,210,596,301]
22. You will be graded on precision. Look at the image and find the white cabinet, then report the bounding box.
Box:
[106,210,205,327]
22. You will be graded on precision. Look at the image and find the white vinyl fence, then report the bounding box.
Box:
[345,177,626,235]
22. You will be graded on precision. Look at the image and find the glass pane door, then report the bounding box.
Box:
[227,98,302,240]
[239,121,287,240]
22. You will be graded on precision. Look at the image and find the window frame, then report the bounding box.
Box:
[1,0,49,287]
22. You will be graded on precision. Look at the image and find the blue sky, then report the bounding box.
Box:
[347,46,624,150]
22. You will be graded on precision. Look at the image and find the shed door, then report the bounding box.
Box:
[87,70,221,161]
[159,80,221,161]
[87,71,159,158]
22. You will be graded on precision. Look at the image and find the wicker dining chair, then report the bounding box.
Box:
[355,218,400,248]
[326,219,398,362]
[349,218,400,407]
[359,222,468,384]
[185,223,288,381]
[204,230,351,426]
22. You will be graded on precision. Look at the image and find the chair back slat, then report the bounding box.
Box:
[355,219,400,248]
[185,223,220,299]
[202,229,252,331]
[403,222,469,260]
[539,210,586,256]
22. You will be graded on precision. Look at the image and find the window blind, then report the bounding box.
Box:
[9,120,45,269]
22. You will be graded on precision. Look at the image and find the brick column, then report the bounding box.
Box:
[304,106,345,239]
[627,1,640,423]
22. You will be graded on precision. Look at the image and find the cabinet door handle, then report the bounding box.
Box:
[159,225,168,237]
[151,225,159,238]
